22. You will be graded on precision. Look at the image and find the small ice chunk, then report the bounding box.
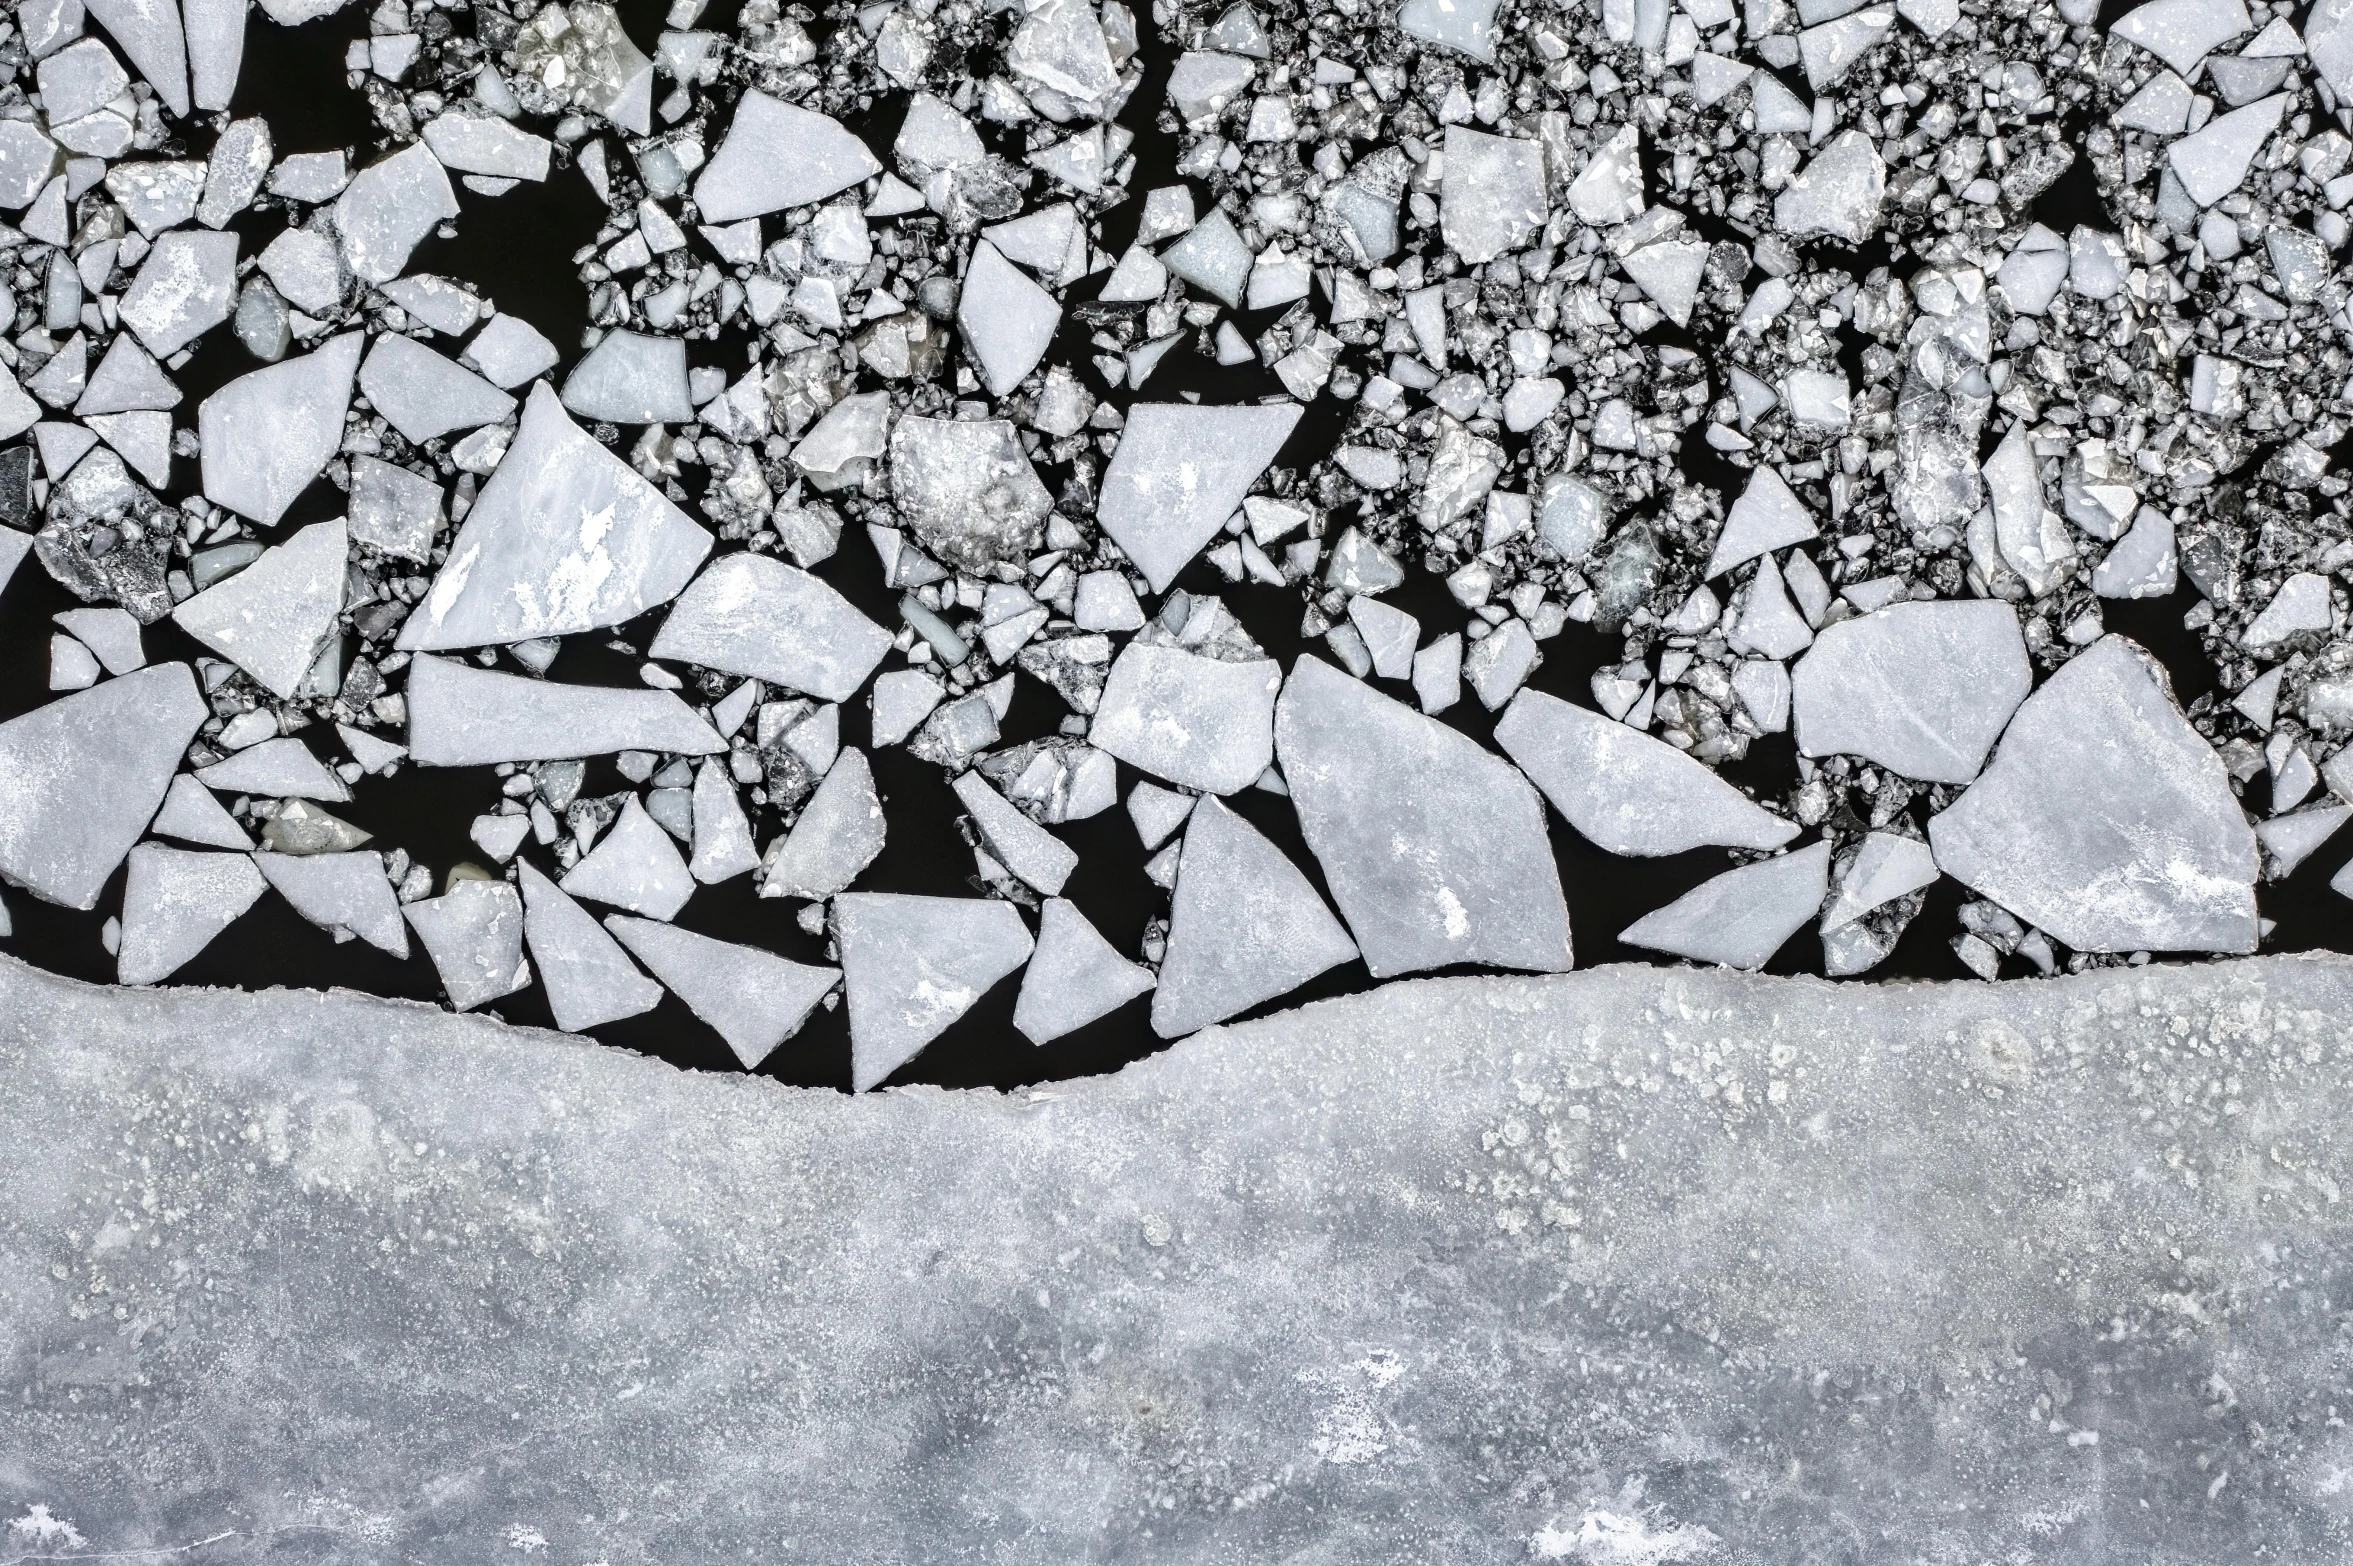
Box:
[1729,557,1814,659]
[422,113,553,181]
[1091,642,1282,795]
[378,276,481,338]
[462,313,561,388]
[2167,94,2287,206]
[1619,842,1833,970]
[1799,5,1893,88]
[1495,688,1800,856]
[1013,897,1155,1045]
[85,411,172,488]
[958,241,1061,398]
[1126,780,1196,849]
[1162,209,1255,305]
[2243,572,2333,650]
[2113,0,2251,72]
[471,813,531,862]
[1707,466,1819,577]
[256,849,407,954]
[75,334,180,415]
[0,663,205,910]
[1167,50,1257,123]
[171,519,346,700]
[954,769,1078,895]
[562,794,694,919]
[649,553,890,702]
[53,606,143,674]
[1820,830,1939,930]
[195,737,351,802]
[1348,596,1419,679]
[517,860,662,1031]
[151,773,251,849]
[1774,130,1885,243]
[834,892,1034,1090]
[2092,507,2177,598]
[119,230,239,357]
[2113,69,2195,134]
[39,38,128,124]
[0,123,62,211]
[889,415,1055,571]
[1464,620,1539,710]
[870,671,945,748]
[689,759,760,883]
[1440,126,1548,263]
[269,150,349,203]
[105,158,206,237]
[1152,797,1356,1038]
[199,332,363,527]
[1927,635,2259,953]
[359,334,516,444]
[2257,805,2349,879]
[1982,424,2075,597]
[1620,237,1708,327]
[50,634,100,691]
[758,748,886,899]
[694,91,882,223]
[1277,656,1569,976]
[334,143,461,284]
[562,329,691,425]
[606,915,839,1069]
[257,224,343,315]
[1568,124,1644,226]
[348,455,445,562]
[1096,401,1302,592]
[405,655,725,765]
[85,0,190,117]
[1789,599,2033,784]
[117,845,262,985]
[405,878,531,1011]
[1413,633,1463,715]
[400,384,713,649]
[198,121,268,230]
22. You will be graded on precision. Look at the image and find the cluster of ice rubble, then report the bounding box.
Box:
[1,0,2352,1084]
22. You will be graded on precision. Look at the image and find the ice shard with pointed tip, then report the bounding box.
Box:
[607,915,840,1070]
[1619,843,1833,970]
[256,849,408,955]
[405,878,531,1010]
[835,893,1034,1090]
[1096,402,1303,592]
[758,749,886,900]
[561,796,694,920]
[648,553,890,702]
[199,333,363,527]
[0,663,206,910]
[693,91,882,223]
[518,861,662,1032]
[171,519,346,700]
[117,844,262,985]
[1151,797,1356,1038]
[405,656,726,766]
[1012,897,1154,1045]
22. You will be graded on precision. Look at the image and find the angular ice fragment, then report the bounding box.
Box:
[75,334,180,416]
[1707,466,1819,577]
[561,329,691,425]
[954,768,1078,895]
[1620,236,1708,327]
[0,123,62,211]
[1013,897,1154,1045]
[517,860,662,1031]
[870,671,944,748]
[2113,0,2251,72]
[2243,572,2333,650]
[2256,805,2349,880]
[405,655,725,765]
[119,230,239,357]
[462,313,561,388]
[1619,842,1833,970]
[2092,507,2176,598]
[1982,424,2074,597]
[405,878,531,1011]
[689,759,760,883]
[422,113,553,181]
[834,892,1034,1090]
[256,849,407,954]
[1789,600,2032,784]
[117,844,261,985]
[562,794,694,919]
[1152,797,1356,1037]
[1348,596,1419,678]
[1096,401,1301,592]
[1162,208,1255,305]
[1495,688,1800,856]
[334,143,461,284]
[607,915,839,1069]
[194,736,351,802]
[1567,126,1644,227]
[1440,127,1548,263]
[359,334,516,444]
[53,606,143,674]
[185,0,245,109]
[1819,830,1939,930]
[1774,130,1885,243]
[758,748,885,899]
[1091,641,1281,794]
[889,415,1054,571]
[1729,557,1814,659]
[649,553,890,702]
[348,455,445,562]
[2167,95,2286,206]
[1276,655,1569,976]
[400,384,713,649]
[199,333,362,527]
[1800,5,1893,88]
[958,241,1061,398]
[1464,619,1538,710]
[1167,50,1257,123]
[86,0,190,117]
[171,519,346,700]
[1927,635,2259,953]
[151,773,252,849]
[694,91,882,223]
[105,158,206,237]
[0,663,205,910]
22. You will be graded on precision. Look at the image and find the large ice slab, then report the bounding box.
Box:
[607,915,840,1069]
[834,892,1033,1090]
[198,333,362,527]
[170,519,346,700]
[1096,401,1302,592]
[1789,599,2033,784]
[693,91,882,223]
[1275,655,1570,977]
[1928,634,2259,952]
[405,655,726,765]
[647,553,890,702]
[1153,796,1356,1036]
[1089,641,1282,794]
[0,662,205,910]
[1495,688,1800,855]
[398,384,714,650]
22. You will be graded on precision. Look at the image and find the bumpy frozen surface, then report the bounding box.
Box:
[7,953,2353,1562]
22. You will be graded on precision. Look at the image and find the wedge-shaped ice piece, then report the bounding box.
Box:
[1775,130,1885,243]
[869,672,943,749]
[1013,897,1154,1045]
[2093,506,2177,599]
[256,848,407,954]
[399,384,713,649]
[118,844,260,985]
[2317,0,2353,97]
[0,370,38,441]
[84,410,171,488]
[379,274,481,336]
[87,0,190,116]
[422,113,553,181]
[835,892,1033,1090]
[1789,600,2031,784]
[1568,123,1644,226]
[1707,466,1818,577]
[694,91,882,223]
[649,553,890,702]
[359,334,515,444]
[561,329,691,425]
[1398,0,1501,62]
[1820,831,1939,931]
[958,241,1060,398]
[889,415,1054,571]
[608,915,840,1069]
[2257,804,2348,879]
[954,769,1077,895]
[197,119,271,229]
[2114,0,2251,72]
[1097,401,1301,593]
[1153,797,1355,1037]
[1620,842,1832,970]
[195,736,350,802]
[758,749,885,901]
[119,230,239,357]
[1800,5,1893,89]
[152,773,251,849]
[462,313,560,388]
[1440,126,1547,264]
[689,759,760,883]
[1495,688,1800,856]
[1729,556,1813,659]
[75,332,180,415]
[2244,571,2333,650]
[348,454,444,562]
[199,333,361,527]
[1620,237,1708,328]
[517,861,661,1031]
[1091,642,1281,794]
[405,655,725,765]
[53,606,143,674]
[1276,655,1570,977]
[334,143,460,284]
[2168,95,2287,206]
[1927,635,2259,953]
[406,878,531,1010]
[171,519,346,700]
[0,663,205,910]
[562,794,694,920]
[186,0,246,109]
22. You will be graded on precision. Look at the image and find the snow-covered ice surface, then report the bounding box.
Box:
[8,953,2353,1561]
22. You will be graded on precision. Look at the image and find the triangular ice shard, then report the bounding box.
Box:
[1096,402,1303,592]
[1619,842,1833,971]
[199,332,363,526]
[758,748,886,900]
[256,849,408,956]
[518,861,662,1032]
[171,518,346,700]
[834,892,1033,1090]
[607,915,840,1070]
[1151,797,1356,1038]
[1012,897,1154,1045]
[117,844,263,984]
[561,795,694,920]
[404,878,531,1010]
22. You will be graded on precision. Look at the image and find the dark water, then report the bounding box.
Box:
[2,0,2346,1092]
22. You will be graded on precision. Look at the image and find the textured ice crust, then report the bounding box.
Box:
[7,953,2353,1563]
